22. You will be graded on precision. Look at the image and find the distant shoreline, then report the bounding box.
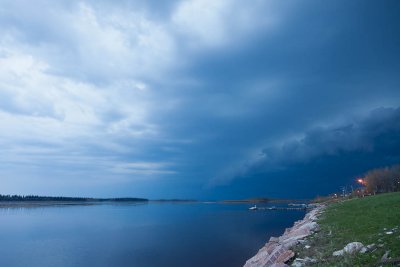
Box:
[0,194,310,208]
[220,198,310,204]
[0,200,150,209]
[0,194,148,202]
[0,199,309,209]
[0,194,149,208]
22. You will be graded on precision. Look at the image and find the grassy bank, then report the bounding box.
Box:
[293,192,400,266]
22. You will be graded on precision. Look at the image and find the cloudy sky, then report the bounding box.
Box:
[1,0,399,199]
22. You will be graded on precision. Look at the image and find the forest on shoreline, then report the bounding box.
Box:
[0,195,148,202]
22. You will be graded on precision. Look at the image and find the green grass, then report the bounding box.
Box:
[292,192,400,266]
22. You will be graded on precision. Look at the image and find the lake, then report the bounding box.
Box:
[0,202,305,267]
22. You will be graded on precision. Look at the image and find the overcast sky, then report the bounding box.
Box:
[1,0,399,199]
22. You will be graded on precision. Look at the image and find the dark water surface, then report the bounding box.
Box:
[0,202,304,267]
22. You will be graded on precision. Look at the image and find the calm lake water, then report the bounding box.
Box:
[0,202,305,267]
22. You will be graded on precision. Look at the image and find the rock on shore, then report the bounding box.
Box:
[244,205,325,267]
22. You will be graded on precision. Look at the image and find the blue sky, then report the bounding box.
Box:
[0,0,399,199]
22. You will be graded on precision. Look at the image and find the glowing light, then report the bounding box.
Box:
[357,178,365,185]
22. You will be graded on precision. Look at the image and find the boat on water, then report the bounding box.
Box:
[249,205,257,210]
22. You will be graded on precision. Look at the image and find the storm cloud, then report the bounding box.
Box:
[261,107,400,167]
[0,0,399,199]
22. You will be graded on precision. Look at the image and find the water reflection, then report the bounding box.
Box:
[0,203,304,267]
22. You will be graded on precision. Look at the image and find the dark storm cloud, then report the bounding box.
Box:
[215,107,400,199]
[148,0,400,197]
[1,0,400,199]
[260,107,400,167]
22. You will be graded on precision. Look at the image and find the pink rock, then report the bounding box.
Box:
[265,242,279,254]
[276,250,295,263]
[269,236,280,243]
[270,263,288,267]
[244,205,324,267]
[280,238,299,249]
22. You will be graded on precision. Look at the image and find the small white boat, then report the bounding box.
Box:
[249,205,257,210]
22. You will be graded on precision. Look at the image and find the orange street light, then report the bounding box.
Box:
[357,178,365,185]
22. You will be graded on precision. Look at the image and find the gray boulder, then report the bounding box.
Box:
[343,242,364,254]
[332,249,344,256]
[333,242,365,256]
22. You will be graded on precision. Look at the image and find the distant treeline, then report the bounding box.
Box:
[364,164,400,194]
[152,199,198,202]
[0,195,148,202]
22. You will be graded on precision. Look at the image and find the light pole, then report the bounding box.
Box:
[356,178,366,197]
[340,186,346,198]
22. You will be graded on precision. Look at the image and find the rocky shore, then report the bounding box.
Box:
[244,205,325,267]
